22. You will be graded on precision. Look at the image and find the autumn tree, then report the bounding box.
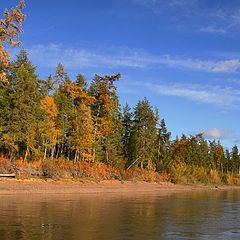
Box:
[65,76,95,162]
[89,73,122,164]
[40,96,62,160]
[0,1,25,81]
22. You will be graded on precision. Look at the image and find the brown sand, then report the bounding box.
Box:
[0,178,237,195]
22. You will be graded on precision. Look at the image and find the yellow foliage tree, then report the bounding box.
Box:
[65,81,95,162]
[41,96,62,160]
[0,0,25,81]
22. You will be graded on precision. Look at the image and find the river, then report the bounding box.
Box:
[0,190,240,240]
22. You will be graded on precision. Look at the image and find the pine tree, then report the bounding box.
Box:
[122,103,133,166]
[129,98,158,170]
[232,145,240,174]
[6,50,41,160]
[53,64,74,159]
[197,134,209,167]
[224,149,231,173]
[156,118,171,172]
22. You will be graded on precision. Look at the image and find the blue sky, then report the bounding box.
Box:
[2,0,240,147]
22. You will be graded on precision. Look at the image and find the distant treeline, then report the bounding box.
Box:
[0,50,240,176]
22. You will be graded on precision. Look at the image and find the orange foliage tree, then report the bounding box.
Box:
[65,80,95,162]
[0,0,25,81]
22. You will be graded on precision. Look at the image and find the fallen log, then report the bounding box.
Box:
[0,173,16,178]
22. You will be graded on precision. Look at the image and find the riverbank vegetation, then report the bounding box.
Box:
[1,50,240,185]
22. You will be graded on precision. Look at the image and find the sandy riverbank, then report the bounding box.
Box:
[0,179,238,195]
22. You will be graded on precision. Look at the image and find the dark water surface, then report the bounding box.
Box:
[0,190,240,240]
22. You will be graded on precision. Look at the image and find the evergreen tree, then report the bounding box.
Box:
[232,145,240,174]
[156,118,171,171]
[122,103,133,166]
[53,64,74,158]
[6,50,41,160]
[129,98,158,170]
[224,149,231,173]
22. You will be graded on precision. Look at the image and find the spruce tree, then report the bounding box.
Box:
[6,50,41,160]
[232,145,240,174]
[129,98,158,170]
[122,103,133,166]
[156,118,171,172]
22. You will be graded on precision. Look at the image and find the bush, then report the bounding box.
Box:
[42,160,61,179]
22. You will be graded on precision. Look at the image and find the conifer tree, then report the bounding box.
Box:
[6,50,41,160]
[53,64,74,158]
[122,103,133,166]
[156,118,171,171]
[129,98,158,170]
[224,149,231,173]
[232,145,240,174]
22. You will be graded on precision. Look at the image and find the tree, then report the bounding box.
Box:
[65,78,95,162]
[122,103,133,166]
[53,64,74,159]
[224,149,231,173]
[0,1,25,81]
[232,145,240,174]
[156,118,171,171]
[89,73,122,164]
[129,98,158,170]
[40,96,62,160]
[5,50,41,160]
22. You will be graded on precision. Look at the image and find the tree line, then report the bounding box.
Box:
[0,50,240,175]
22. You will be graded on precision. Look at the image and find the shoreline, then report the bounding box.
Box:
[0,179,239,195]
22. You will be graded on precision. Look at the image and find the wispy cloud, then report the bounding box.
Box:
[132,0,198,10]
[14,44,240,73]
[199,26,227,35]
[202,128,233,140]
[134,81,240,108]
[131,0,240,34]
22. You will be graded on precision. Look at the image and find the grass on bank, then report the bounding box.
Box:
[0,156,240,186]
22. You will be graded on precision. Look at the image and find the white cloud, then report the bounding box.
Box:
[131,0,240,34]
[203,128,231,140]
[200,26,227,34]
[15,44,240,73]
[135,82,240,108]
[132,0,197,9]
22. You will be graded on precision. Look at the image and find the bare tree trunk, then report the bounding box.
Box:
[51,145,55,160]
[74,149,78,162]
[106,147,109,164]
[24,146,29,162]
[44,147,47,160]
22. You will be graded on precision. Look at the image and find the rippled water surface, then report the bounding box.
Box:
[1,190,240,240]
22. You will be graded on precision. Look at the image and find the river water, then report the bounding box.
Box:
[0,190,240,240]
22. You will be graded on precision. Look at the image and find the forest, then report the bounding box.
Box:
[1,1,240,185]
[0,50,240,185]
